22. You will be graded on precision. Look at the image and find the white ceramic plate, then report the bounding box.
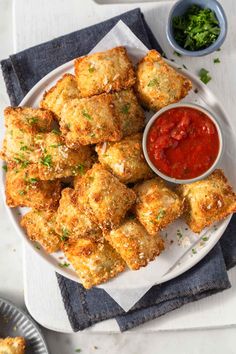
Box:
[1,22,236,292]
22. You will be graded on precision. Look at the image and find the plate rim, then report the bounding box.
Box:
[0,297,49,353]
[0,55,233,290]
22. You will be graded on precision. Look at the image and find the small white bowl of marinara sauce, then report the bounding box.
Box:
[142,103,223,184]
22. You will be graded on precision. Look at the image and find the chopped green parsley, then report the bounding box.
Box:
[40,154,52,168]
[172,5,220,51]
[18,190,26,195]
[82,110,93,121]
[173,51,182,57]
[50,143,62,148]
[88,66,95,73]
[213,58,220,63]
[177,229,183,239]
[52,128,61,135]
[121,103,130,114]
[147,78,159,87]
[61,227,70,241]
[199,68,211,84]
[59,262,70,268]
[14,157,30,169]
[27,116,38,125]
[2,165,7,172]
[28,177,38,184]
[202,236,209,242]
[156,209,166,221]
[34,243,41,250]
[20,145,29,151]
[72,163,85,175]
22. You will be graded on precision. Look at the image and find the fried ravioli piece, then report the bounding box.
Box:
[178,169,236,233]
[1,106,54,163]
[63,238,126,288]
[76,164,136,230]
[55,188,102,242]
[135,50,192,111]
[35,132,92,180]
[96,133,153,183]
[60,94,121,147]
[40,74,81,120]
[5,166,61,210]
[112,89,145,137]
[0,337,26,354]
[104,219,164,270]
[134,178,183,235]
[21,210,61,253]
[74,46,135,98]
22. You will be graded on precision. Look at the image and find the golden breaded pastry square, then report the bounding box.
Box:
[40,74,80,120]
[1,107,54,164]
[5,166,61,210]
[55,188,102,242]
[0,337,26,354]
[105,219,164,270]
[63,238,126,288]
[74,46,135,97]
[112,89,145,137]
[134,178,183,235]
[135,50,192,111]
[60,94,121,147]
[35,132,92,180]
[21,210,60,253]
[178,169,236,233]
[96,133,153,183]
[76,164,136,230]
[4,106,54,133]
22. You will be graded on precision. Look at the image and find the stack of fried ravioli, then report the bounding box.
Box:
[2,46,236,289]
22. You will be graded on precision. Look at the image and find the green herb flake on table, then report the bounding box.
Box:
[199,68,212,84]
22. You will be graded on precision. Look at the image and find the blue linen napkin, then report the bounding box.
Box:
[1,8,235,332]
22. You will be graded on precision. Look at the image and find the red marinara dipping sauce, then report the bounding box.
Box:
[147,107,220,180]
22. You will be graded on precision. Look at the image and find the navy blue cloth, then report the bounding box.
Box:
[1,8,235,332]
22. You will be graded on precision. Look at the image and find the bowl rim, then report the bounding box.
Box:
[166,0,228,56]
[142,102,224,184]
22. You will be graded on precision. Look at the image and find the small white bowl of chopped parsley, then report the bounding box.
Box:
[167,0,227,56]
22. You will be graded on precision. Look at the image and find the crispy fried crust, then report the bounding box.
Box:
[21,210,61,253]
[63,238,126,288]
[75,164,136,230]
[73,153,98,189]
[135,50,192,111]
[96,133,154,183]
[0,337,26,354]
[55,188,102,242]
[104,219,164,270]
[1,106,54,163]
[134,178,183,235]
[74,46,135,97]
[5,166,61,210]
[40,74,81,120]
[35,132,93,180]
[112,89,145,137]
[60,94,121,147]
[177,169,236,233]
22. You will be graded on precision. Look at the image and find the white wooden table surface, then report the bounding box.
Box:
[0,0,236,353]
